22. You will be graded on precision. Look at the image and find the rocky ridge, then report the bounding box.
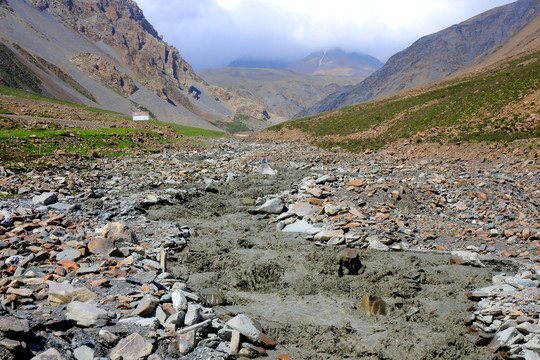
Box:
[301,0,540,116]
[70,53,138,97]
[26,0,269,122]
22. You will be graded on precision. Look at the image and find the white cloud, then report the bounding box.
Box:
[135,0,516,69]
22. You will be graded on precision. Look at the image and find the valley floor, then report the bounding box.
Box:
[0,137,538,359]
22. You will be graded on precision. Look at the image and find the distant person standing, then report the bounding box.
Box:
[259,155,276,175]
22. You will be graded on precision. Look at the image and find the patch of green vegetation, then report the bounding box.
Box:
[84,107,124,115]
[0,126,170,166]
[226,115,251,133]
[148,120,226,137]
[270,50,540,150]
[0,85,71,104]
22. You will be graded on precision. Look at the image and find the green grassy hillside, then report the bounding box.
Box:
[267,51,540,151]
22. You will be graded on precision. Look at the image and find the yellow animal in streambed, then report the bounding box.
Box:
[361,295,387,316]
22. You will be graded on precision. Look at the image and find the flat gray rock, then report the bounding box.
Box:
[109,333,153,360]
[252,198,285,214]
[56,247,81,261]
[32,192,58,206]
[66,301,108,327]
[282,220,318,233]
[0,316,30,334]
[225,314,263,342]
[314,229,344,242]
[367,238,390,252]
[74,345,94,360]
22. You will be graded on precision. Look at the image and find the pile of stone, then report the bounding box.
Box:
[465,267,540,359]
[249,160,539,261]
[0,185,278,359]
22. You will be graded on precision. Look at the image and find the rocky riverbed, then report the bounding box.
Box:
[0,138,538,360]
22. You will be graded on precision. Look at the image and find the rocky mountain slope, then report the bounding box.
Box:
[263,48,540,151]
[198,67,361,119]
[286,49,383,78]
[301,0,540,116]
[201,50,382,119]
[0,0,267,131]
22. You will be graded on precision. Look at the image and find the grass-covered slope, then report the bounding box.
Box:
[266,50,540,151]
[0,89,228,168]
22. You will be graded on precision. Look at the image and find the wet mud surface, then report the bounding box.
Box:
[147,167,510,360]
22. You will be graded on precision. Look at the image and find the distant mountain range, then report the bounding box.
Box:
[198,67,360,119]
[228,59,292,69]
[228,49,383,78]
[1,0,538,133]
[300,0,540,116]
[0,0,269,131]
[203,49,383,118]
[287,49,383,78]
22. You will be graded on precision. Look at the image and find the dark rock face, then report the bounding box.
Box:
[301,0,540,116]
[70,53,138,96]
[25,0,269,120]
[29,0,201,108]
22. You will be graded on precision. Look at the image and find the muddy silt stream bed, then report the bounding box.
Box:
[147,168,503,360]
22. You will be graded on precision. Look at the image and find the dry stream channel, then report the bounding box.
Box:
[146,167,508,360]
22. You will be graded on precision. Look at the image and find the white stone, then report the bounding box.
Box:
[172,290,188,312]
[314,229,344,242]
[282,220,317,233]
[118,317,160,329]
[517,322,540,335]
[256,198,285,214]
[524,349,540,360]
[184,303,201,326]
[74,346,94,360]
[289,202,319,217]
[450,251,485,267]
[226,314,263,342]
[494,327,519,347]
[324,203,340,216]
[367,239,390,251]
[66,301,108,327]
[259,163,276,175]
[327,236,345,246]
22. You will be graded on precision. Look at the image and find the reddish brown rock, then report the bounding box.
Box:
[347,179,366,187]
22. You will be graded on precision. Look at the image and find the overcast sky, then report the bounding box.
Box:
[135,0,516,70]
